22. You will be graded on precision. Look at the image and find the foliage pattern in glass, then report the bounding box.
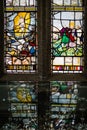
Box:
[51,0,84,73]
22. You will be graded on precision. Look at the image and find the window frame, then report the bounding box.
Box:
[0,1,87,129]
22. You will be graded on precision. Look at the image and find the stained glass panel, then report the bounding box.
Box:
[0,81,38,130]
[51,0,84,73]
[50,81,79,129]
[4,1,37,73]
[7,81,38,129]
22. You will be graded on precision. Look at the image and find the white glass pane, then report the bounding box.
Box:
[65,57,72,65]
[64,0,70,5]
[13,0,19,6]
[6,0,12,6]
[53,0,63,5]
[53,57,64,65]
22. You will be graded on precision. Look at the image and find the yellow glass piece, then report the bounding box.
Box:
[17,88,32,102]
[14,12,30,37]
[6,7,14,11]
[9,65,14,70]
[66,94,71,99]
[70,21,75,29]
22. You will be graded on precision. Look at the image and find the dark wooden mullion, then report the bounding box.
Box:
[45,0,51,78]
[83,0,87,77]
[0,74,39,81]
[38,0,51,81]
[49,73,87,81]
[0,0,4,76]
[37,0,44,80]
[0,82,9,128]
[37,1,51,130]
[38,81,50,130]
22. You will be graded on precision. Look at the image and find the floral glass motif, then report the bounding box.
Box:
[50,81,78,129]
[4,11,37,73]
[51,0,84,73]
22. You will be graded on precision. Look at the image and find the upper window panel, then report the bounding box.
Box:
[52,0,82,6]
[6,0,36,7]
[4,0,37,74]
[51,0,84,73]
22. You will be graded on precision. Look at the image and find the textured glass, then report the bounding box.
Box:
[51,0,84,73]
[4,8,37,73]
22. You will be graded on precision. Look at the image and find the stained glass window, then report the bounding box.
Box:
[50,81,79,129]
[3,81,38,130]
[51,0,84,73]
[4,0,37,73]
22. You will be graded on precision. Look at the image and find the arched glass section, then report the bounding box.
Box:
[4,0,38,73]
[51,0,84,73]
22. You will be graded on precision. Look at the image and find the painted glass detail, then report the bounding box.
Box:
[8,81,38,129]
[51,0,84,73]
[50,81,78,129]
[4,3,37,73]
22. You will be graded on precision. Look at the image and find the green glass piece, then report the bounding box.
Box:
[67,48,75,56]
[75,48,82,56]
[61,84,67,91]
[53,49,61,56]
[51,81,60,87]
[53,39,62,48]
[62,33,69,44]
[61,52,67,56]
